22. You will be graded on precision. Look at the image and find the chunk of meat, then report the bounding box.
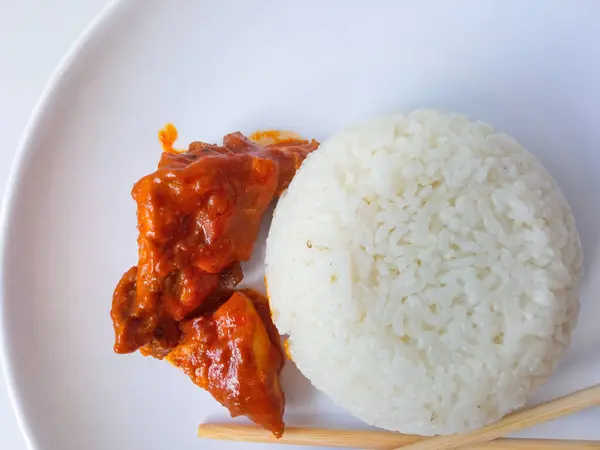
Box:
[111,263,244,358]
[222,132,318,195]
[111,128,318,435]
[111,131,317,355]
[238,288,284,356]
[112,266,182,356]
[166,291,285,437]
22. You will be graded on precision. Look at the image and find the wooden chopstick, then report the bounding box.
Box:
[397,383,600,450]
[197,424,600,449]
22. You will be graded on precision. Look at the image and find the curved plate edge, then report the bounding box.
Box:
[0,1,126,448]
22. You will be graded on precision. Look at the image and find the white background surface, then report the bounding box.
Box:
[0,2,110,448]
[1,1,600,449]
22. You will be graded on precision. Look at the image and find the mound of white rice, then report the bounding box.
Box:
[265,110,582,435]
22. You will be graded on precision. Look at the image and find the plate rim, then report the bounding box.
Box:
[0,1,126,448]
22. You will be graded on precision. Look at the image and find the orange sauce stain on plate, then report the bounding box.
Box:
[249,129,305,146]
[282,339,293,361]
[159,125,305,152]
[158,123,184,153]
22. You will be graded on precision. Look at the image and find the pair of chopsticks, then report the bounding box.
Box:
[198,383,600,449]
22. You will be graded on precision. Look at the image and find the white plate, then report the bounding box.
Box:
[2,1,600,449]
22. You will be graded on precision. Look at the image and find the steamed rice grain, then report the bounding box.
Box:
[265,110,582,435]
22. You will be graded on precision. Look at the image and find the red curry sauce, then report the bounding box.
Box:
[110,125,318,436]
